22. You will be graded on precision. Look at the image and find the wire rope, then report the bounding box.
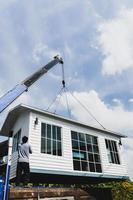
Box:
[64,87,71,118]
[46,87,64,111]
[47,62,106,130]
[65,87,106,130]
[53,89,64,114]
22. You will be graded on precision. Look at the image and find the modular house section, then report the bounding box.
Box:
[0,104,129,183]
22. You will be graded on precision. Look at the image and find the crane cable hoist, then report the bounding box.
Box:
[0,54,105,129]
[47,63,105,130]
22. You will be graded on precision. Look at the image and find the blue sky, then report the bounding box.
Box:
[1,0,133,180]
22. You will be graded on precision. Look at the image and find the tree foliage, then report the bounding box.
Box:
[88,181,133,200]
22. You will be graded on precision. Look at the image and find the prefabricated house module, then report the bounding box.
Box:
[0,104,129,183]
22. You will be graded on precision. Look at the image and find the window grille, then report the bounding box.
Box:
[41,123,62,156]
[105,139,120,164]
[71,131,102,173]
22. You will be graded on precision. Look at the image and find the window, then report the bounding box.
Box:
[12,129,21,153]
[105,139,120,164]
[71,131,102,173]
[41,123,62,156]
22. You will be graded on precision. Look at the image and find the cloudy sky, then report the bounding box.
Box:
[0,0,133,180]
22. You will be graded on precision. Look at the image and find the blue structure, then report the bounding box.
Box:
[0,177,4,200]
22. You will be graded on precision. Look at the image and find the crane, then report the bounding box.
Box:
[0,55,63,200]
[0,55,63,114]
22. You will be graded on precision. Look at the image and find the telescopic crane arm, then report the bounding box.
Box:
[0,55,63,113]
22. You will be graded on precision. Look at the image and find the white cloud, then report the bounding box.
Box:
[112,98,122,106]
[62,90,133,133]
[128,98,133,103]
[98,8,133,75]
[32,43,61,63]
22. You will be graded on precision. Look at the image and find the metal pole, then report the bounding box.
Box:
[3,131,13,200]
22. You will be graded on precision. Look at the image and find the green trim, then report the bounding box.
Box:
[31,168,129,180]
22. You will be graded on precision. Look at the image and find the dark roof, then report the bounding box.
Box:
[0,104,126,138]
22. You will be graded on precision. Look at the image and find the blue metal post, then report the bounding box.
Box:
[3,134,13,200]
[0,177,4,200]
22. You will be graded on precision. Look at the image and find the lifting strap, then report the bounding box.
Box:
[46,63,71,118]
[47,63,106,130]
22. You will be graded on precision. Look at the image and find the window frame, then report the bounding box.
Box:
[41,122,62,157]
[12,129,21,153]
[105,139,120,165]
[71,130,102,173]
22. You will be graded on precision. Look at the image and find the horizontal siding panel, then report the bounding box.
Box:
[30,161,73,171]
[30,162,72,169]
[10,111,128,179]
[29,115,73,172]
[30,159,73,166]
[30,157,72,164]
[99,136,128,176]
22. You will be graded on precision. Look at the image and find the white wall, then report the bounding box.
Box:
[10,111,30,179]
[29,112,73,172]
[29,112,128,178]
[98,133,128,177]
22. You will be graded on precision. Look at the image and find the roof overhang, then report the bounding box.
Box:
[0,104,127,138]
[0,105,30,136]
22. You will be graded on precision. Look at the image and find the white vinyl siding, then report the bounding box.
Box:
[10,111,30,179]
[10,109,128,180]
[29,112,73,172]
[98,135,128,177]
[29,112,128,178]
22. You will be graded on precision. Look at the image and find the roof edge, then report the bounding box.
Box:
[7,103,127,138]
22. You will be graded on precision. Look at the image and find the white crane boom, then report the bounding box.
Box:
[0,55,63,113]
